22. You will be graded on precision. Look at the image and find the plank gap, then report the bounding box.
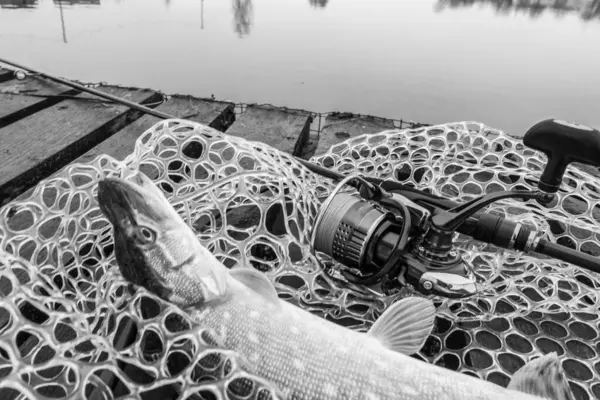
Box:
[0,89,81,130]
[0,72,14,84]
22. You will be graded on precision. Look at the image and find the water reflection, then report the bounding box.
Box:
[56,0,68,43]
[309,0,329,8]
[232,0,253,37]
[0,0,38,8]
[435,0,600,21]
[53,0,101,4]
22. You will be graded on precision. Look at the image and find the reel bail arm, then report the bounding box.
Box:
[402,189,547,298]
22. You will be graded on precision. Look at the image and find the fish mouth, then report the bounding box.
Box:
[97,174,167,227]
[97,177,141,227]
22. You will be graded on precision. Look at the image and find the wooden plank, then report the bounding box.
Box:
[312,112,396,157]
[0,86,162,387]
[76,95,235,164]
[0,86,161,206]
[5,96,234,290]
[0,77,80,129]
[225,105,313,156]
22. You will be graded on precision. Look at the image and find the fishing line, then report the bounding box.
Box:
[311,175,360,251]
[313,191,358,256]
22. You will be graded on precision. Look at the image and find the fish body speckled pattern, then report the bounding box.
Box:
[96,172,575,400]
[192,275,543,400]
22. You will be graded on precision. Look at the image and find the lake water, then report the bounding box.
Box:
[1,0,599,135]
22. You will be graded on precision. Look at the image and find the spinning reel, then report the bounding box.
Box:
[307,119,600,299]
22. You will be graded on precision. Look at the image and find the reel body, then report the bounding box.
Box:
[311,176,478,298]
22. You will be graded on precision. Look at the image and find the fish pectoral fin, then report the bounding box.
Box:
[367,296,435,355]
[507,352,575,400]
[230,268,281,309]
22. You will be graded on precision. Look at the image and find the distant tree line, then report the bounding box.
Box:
[309,0,329,7]
[434,0,600,21]
[54,0,100,4]
[1,0,101,7]
[0,0,37,8]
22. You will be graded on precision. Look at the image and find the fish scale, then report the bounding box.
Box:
[191,276,543,400]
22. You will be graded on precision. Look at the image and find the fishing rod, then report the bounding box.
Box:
[3,59,600,299]
[0,57,173,119]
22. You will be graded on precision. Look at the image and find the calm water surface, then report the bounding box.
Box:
[1,0,599,135]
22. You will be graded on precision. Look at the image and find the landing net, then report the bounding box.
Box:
[1,120,599,400]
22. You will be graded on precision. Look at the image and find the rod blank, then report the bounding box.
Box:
[0,57,175,120]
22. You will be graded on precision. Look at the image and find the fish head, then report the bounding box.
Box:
[97,172,229,307]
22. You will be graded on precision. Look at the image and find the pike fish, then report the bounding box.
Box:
[97,172,575,400]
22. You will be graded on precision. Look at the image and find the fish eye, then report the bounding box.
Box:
[135,226,156,245]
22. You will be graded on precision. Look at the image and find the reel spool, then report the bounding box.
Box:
[311,177,411,285]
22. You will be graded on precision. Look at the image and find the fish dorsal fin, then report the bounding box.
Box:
[230,268,281,309]
[367,296,436,355]
[508,352,575,400]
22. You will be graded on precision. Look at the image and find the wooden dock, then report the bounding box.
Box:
[0,67,426,399]
[0,68,420,207]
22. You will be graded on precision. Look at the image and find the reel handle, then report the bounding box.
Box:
[523,119,600,193]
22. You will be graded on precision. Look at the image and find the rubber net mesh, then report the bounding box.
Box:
[1,119,599,400]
